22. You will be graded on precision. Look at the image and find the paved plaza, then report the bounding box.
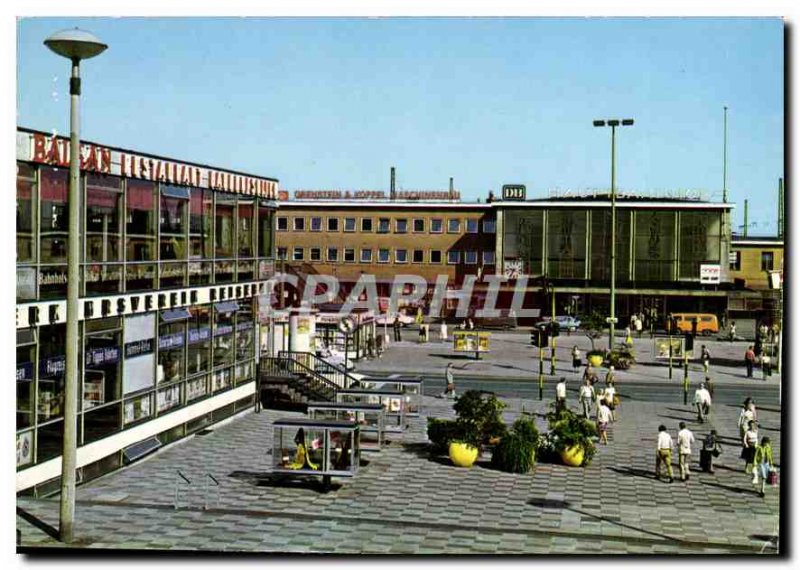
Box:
[18,372,781,554]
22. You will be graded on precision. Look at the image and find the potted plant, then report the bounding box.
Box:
[582,311,607,367]
[490,416,539,474]
[545,405,597,467]
[444,390,508,468]
[448,421,482,468]
[608,342,636,370]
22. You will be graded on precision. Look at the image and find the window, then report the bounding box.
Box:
[16,162,35,263]
[413,250,424,263]
[360,249,372,263]
[327,218,339,232]
[125,179,156,262]
[395,219,408,233]
[190,188,213,261]
[378,218,390,233]
[483,219,496,234]
[378,248,390,263]
[344,248,355,262]
[761,251,774,271]
[448,250,460,264]
[86,174,123,263]
[413,219,425,233]
[237,197,255,260]
[466,219,479,233]
[327,247,339,262]
[160,188,188,262]
[215,192,236,258]
[344,217,356,232]
[40,168,69,263]
[277,246,288,260]
[310,217,322,232]
[430,218,443,233]
[310,247,321,261]
[293,217,305,231]
[395,249,408,263]
[277,217,288,231]
[465,251,478,265]
[483,250,496,265]
[361,218,373,232]
[729,251,741,271]
[257,201,274,259]
[447,219,461,233]
[293,247,304,261]
[430,250,442,264]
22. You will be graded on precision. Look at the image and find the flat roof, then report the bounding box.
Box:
[491,200,734,210]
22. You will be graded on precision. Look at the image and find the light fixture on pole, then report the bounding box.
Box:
[44,27,107,544]
[593,118,634,352]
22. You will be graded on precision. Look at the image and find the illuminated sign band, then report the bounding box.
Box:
[18,130,278,200]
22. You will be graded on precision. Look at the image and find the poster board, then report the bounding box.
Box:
[453,331,491,353]
[653,336,689,359]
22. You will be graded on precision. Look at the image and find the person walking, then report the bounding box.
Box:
[676,422,695,481]
[655,425,674,483]
[738,398,757,440]
[701,345,711,378]
[761,352,772,379]
[393,316,402,342]
[635,315,643,338]
[572,345,582,374]
[729,321,737,342]
[583,363,598,386]
[604,378,617,421]
[744,345,756,378]
[439,320,448,342]
[694,383,711,423]
[741,419,759,475]
[578,378,595,419]
[604,366,616,386]
[555,377,567,413]
[753,436,775,497]
[441,363,456,398]
[597,401,612,445]
[700,430,722,474]
[624,326,633,347]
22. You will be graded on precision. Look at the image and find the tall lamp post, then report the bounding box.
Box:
[44,28,107,544]
[593,118,634,351]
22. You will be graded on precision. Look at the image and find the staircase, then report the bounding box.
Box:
[259,352,359,410]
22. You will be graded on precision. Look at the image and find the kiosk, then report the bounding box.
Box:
[356,376,424,417]
[335,388,406,432]
[306,402,385,451]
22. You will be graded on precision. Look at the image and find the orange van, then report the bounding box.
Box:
[670,313,719,335]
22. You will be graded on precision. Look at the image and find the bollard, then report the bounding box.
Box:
[683,355,689,405]
[538,347,544,400]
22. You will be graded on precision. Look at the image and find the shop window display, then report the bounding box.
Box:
[213,305,235,368]
[16,329,36,430]
[37,324,66,423]
[187,306,211,375]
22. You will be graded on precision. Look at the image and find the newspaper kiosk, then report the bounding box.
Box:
[357,376,424,417]
[335,388,406,433]
[306,402,385,451]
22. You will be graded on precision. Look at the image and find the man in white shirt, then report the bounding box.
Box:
[596,402,611,445]
[555,377,567,413]
[655,425,674,483]
[694,383,712,423]
[578,378,595,419]
[677,422,695,481]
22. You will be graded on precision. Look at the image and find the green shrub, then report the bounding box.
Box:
[608,344,636,370]
[511,416,539,445]
[453,390,507,445]
[490,432,536,473]
[545,405,597,466]
[426,418,459,454]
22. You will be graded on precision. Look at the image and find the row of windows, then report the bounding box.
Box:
[278,246,496,265]
[729,251,775,272]
[277,215,496,234]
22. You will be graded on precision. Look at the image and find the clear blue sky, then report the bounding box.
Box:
[17,17,784,234]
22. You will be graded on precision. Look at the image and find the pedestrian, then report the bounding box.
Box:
[729,321,737,342]
[583,363,597,386]
[572,345,582,373]
[604,378,617,421]
[393,315,402,342]
[555,377,567,413]
[635,315,643,338]
[604,365,616,385]
[700,430,722,474]
[694,383,711,423]
[655,425,674,483]
[441,363,456,398]
[415,306,423,327]
[761,352,772,379]
[467,317,474,330]
[439,320,448,342]
[578,378,595,419]
[418,323,426,343]
[597,401,611,445]
[594,386,606,420]
[625,326,633,347]
[752,436,775,497]
[677,422,695,481]
[738,398,758,439]
[741,419,759,474]
[744,345,756,378]
[701,345,711,377]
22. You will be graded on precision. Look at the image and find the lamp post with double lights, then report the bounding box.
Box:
[44,27,107,544]
[592,118,634,351]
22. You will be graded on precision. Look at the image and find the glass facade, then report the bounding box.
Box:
[15,157,276,475]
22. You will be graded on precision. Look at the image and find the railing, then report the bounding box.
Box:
[204,474,220,510]
[261,356,339,402]
[174,470,221,510]
[278,350,359,390]
[174,470,191,510]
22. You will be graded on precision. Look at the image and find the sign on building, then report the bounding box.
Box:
[699,264,721,284]
[501,184,526,201]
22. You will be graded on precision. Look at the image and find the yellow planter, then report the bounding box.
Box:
[587,354,604,367]
[560,445,585,467]
[449,442,479,468]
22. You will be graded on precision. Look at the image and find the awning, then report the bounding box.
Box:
[161,307,191,322]
[122,436,161,464]
[214,301,240,313]
[161,185,190,200]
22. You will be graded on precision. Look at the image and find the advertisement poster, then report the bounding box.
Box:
[16,431,33,467]
[654,337,686,359]
[453,331,491,353]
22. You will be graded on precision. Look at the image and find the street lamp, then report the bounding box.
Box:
[593,118,634,352]
[44,27,107,544]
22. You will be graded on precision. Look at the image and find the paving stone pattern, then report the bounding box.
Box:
[18,393,780,554]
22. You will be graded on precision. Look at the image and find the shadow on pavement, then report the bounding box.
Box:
[228,470,342,493]
[16,506,59,540]
[607,466,658,481]
[698,480,760,496]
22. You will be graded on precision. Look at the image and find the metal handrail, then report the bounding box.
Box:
[274,354,340,396]
[203,473,220,510]
[279,350,359,389]
[174,470,192,510]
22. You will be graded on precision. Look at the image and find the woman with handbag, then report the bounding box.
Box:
[753,436,774,497]
[700,430,722,473]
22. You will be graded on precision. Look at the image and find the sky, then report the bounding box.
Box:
[16,17,784,234]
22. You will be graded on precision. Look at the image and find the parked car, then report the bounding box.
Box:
[473,310,518,330]
[534,316,581,332]
[668,313,719,336]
